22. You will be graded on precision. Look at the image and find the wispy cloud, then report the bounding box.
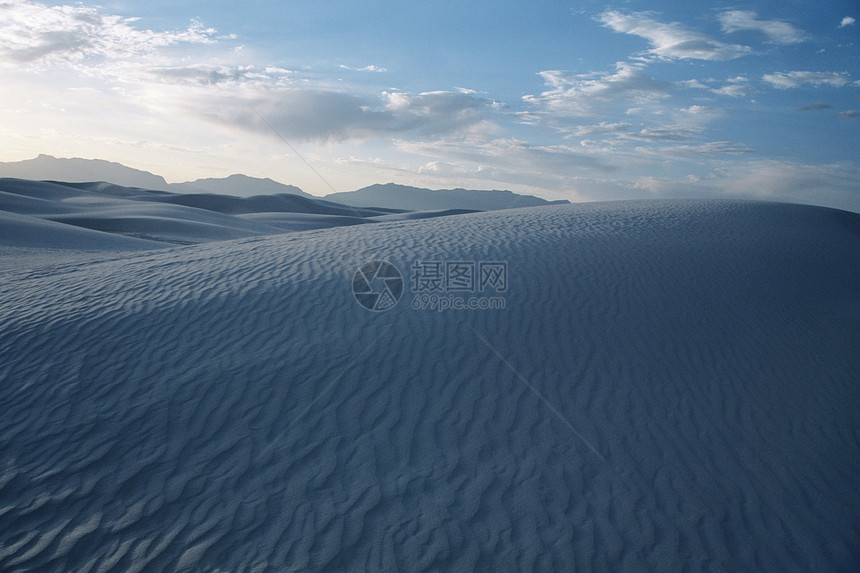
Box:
[636,141,753,156]
[834,110,859,119]
[718,11,806,44]
[339,64,388,73]
[395,137,617,191]
[520,56,738,162]
[523,62,670,119]
[147,64,293,87]
[713,76,754,97]
[597,10,751,61]
[674,79,709,90]
[574,122,631,136]
[763,71,851,89]
[621,128,695,142]
[839,17,856,29]
[795,102,833,111]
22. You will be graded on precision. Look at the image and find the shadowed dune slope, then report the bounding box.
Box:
[0,179,457,246]
[0,200,858,572]
[144,192,392,217]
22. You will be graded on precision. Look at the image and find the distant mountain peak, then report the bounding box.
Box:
[325,183,569,211]
[0,155,171,191]
[170,174,312,198]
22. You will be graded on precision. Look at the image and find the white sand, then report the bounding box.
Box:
[0,199,858,571]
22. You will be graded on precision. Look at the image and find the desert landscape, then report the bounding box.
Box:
[2,0,859,570]
[1,174,858,571]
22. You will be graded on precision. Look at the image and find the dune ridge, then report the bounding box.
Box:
[0,200,858,571]
[0,178,421,248]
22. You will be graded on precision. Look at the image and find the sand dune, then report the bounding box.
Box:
[0,200,858,571]
[145,193,390,218]
[0,211,166,251]
[0,179,473,247]
[237,212,370,232]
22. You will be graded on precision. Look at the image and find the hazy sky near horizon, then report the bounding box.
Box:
[1,0,858,209]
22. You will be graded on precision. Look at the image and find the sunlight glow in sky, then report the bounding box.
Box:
[1,0,858,210]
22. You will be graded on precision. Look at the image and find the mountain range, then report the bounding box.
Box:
[0,155,568,211]
[327,183,569,211]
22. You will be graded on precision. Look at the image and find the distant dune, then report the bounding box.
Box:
[1,199,858,571]
[0,177,564,248]
[0,178,443,247]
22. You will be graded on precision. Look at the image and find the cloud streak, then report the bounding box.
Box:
[339,64,388,73]
[795,102,833,111]
[763,71,851,89]
[718,11,806,44]
[597,11,751,61]
[712,76,754,97]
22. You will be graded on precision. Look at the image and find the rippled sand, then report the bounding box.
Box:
[1,200,858,571]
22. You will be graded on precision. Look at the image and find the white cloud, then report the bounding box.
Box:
[718,11,806,44]
[0,1,497,145]
[834,110,859,119]
[0,1,214,67]
[839,17,856,29]
[198,88,497,143]
[622,128,694,142]
[523,62,670,118]
[339,64,388,73]
[713,76,754,97]
[635,141,753,156]
[574,122,631,136]
[763,71,851,89]
[146,64,293,87]
[396,137,617,186]
[597,10,751,61]
[682,105,718,115]
[264,66,293,75]
[674,79,709,90]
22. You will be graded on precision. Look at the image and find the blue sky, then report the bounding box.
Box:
[1,1,858,210]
